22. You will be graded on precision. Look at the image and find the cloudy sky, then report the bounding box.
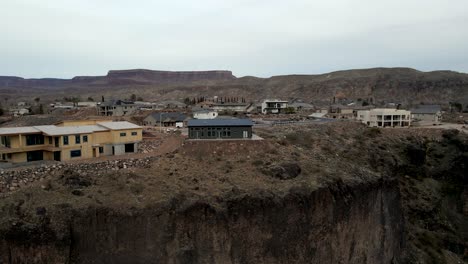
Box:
[1,0,468,78]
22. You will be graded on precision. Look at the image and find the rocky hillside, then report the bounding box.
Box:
[0,123,466,263]
[1,68,467,105]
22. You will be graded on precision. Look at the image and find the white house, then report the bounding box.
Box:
[77,102,98,107]
[357,108,411,127]
[261,99,288,114]
[193,109,218,119]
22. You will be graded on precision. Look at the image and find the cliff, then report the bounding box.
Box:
[0,123,467,263]
[0,179,402,264]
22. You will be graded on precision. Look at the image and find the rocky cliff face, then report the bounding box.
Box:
[0,124,466,263]
[0,179,403,264]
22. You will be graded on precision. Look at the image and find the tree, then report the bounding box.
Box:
[137,97,143,101]
[101,96,105,102]
[87,96,94,101]
[450,102,462,113]
[34,97,40,104]
[130,94,137,101]
[285,107,296,114]
[0,104,3,116]
[38,104,44,115]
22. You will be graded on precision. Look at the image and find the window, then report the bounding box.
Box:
[63,136,69,145]
[26,134,44,146]
[48,137,52,144]
[0,136,11,148]
[131,132,138,136]
[83,135,88,143]
[75,135,81,144]
[99,147,104,153]
[70,150,81,158]
[120,132,126,137]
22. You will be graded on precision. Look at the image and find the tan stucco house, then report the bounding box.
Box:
[0,120,142,163]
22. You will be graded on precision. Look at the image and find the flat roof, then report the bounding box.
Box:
[0,127,41,136]
[34,125,97,136]
[0,121,140,136]
[97,121,142,130]
[188,119,253,127]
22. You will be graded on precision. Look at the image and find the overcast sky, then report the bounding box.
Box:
[1,0,468,78]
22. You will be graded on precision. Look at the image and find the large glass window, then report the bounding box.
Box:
[83,135,88,143]
[63,136,69,145]
[26,134,44,146]
[120,132,126,137]
[131,132,138,136]
[75,135,81,144]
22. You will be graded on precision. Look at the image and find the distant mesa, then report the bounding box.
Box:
[107,69,236,84]
[0,69,236,88]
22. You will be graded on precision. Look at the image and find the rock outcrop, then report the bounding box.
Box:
[0,178,403,264]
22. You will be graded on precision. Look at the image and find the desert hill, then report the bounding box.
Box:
[1,68,467,105]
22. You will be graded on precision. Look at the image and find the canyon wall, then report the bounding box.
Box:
[1,179,403,264]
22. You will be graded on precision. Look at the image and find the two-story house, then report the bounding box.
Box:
[261,99,288,114]
[0,121,142,163]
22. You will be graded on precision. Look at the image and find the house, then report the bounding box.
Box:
[210,102,250,113]
[155,100,187,109]
[410,105,442,125]
[289,101,314,111]
[187,119,253,139]
[261,99,288,114]
[9,108,30,116]
[51,102,75,109]
[0,121,142,163]
[77,101,98,107]
[143,112,188,127]
[356,109,411,127]
[97,100,139,116]
[193,109,218,119]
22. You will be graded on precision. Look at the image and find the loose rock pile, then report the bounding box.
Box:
[0,157,157,193]
[138,139,163,153]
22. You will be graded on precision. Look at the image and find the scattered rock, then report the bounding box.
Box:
[262,162,302,180]
[71,190,84,196]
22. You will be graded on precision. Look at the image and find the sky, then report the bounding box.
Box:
[1,0,468,78]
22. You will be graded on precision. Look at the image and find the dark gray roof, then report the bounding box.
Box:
[410,105,441,114]
[148,112,187,122]
[100,100,135,107]
[188,119,253,127]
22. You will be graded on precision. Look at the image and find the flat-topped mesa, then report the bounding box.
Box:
[0,76,70,88]
[106,69,236,84]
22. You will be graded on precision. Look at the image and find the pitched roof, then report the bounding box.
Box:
[147,112,187,122]
[188,119,253,127]
[410,105,441,114]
